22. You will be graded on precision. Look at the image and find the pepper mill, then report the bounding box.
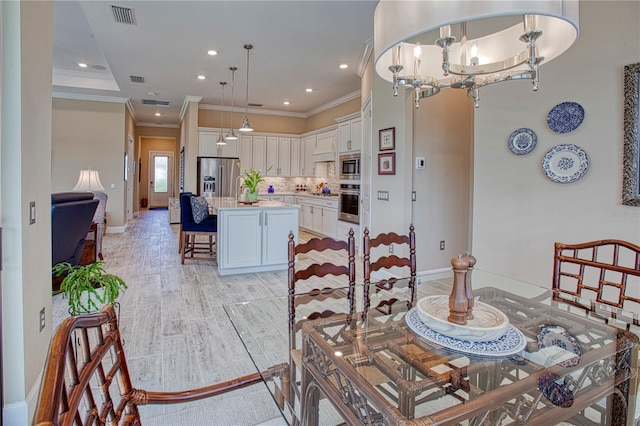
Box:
[464,252,477,320]
[448,255,470,325]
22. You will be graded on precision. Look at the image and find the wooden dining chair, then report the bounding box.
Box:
[287,230,356,406]
[362,224,416,317]
[552,239,640,330]
[34,304,288,426]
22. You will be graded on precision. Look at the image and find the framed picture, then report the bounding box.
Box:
[379,127,395,151]
[378,153,395,175]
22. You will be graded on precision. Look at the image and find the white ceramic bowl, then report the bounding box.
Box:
[416,295,510,342]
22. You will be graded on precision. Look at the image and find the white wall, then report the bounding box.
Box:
[473,1,640,285]
[1,1,54,423]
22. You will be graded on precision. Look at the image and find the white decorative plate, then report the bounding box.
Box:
[405,308,526,357]
[542,144,589,183]
[537,325,582,367]
[508,128,537,155]
[547,102,584,133]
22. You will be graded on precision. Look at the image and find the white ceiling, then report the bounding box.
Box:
[52,1,378,127]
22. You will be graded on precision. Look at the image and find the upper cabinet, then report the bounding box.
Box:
[301,135,316,177]
[199,130,239,157]
[337,113,362,153]
[266,137,292,176]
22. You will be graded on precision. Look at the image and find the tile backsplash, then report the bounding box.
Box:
[255,162,339,194]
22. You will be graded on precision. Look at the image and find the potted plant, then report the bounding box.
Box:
[238,164,272,202]
[52,261,127,316]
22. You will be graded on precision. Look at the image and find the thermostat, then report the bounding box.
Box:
[416,157,425,170]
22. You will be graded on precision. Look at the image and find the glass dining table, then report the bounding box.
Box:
[223,270,639,425]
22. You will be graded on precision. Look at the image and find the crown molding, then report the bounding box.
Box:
[305,90,361,117]
[357,38,373,78]
[198,104,307,119]
[180,96,203,122]
[52,92,129,103]
[52,69,120,91]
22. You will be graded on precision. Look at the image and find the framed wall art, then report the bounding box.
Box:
[379,127,395,151]
[378,152,395,175]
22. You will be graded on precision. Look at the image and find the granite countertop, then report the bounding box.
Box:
[204,196,300,212]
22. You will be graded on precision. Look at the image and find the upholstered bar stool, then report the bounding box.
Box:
[179,192,217,263]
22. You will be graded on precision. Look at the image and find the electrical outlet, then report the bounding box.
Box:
[389,244,394,253]
[411,191,416,201]
[416,277,422,286]
[440,240,445,250]
[39,307,45,332]
[29,201,36,225]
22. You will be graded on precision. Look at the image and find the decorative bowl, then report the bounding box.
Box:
[417,296,510,342]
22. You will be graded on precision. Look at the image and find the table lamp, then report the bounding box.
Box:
[72,169,105,191]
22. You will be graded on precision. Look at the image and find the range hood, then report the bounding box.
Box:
[312,135,336,162]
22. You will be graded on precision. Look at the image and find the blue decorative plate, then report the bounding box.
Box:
[542,144,589,183]
[405,308,526,357]
[537,325,582,368]
[547,102,584,133]
[508,128,537,155]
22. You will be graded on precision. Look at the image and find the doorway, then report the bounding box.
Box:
[148,151,174,208]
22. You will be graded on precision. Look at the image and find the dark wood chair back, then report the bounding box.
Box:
[286,230,355,404]
[552,239,640,329]
[362,224,416,316]
[34,304,286,425]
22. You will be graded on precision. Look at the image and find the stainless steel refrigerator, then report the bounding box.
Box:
[197,157,240,197]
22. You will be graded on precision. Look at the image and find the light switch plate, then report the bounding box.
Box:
[29,201,36,225]
[416,157,425,169]
[377,191,389,201]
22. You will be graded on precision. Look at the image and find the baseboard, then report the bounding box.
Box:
[3,400,28,426]
[106,224,126,234]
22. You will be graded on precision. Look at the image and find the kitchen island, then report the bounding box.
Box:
[205,196,299,275]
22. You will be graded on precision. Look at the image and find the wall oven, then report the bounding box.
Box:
[338,183,360,224]
[339,154,360,180]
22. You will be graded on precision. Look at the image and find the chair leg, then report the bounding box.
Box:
[178,230,183,254]
[180,233,188,264]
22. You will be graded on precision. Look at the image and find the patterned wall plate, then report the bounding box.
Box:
[508,128,537,155]
[547,102,584,133]
[542,144,589,183]
[405,308,526,357]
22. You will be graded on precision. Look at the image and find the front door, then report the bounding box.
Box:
[148,151,174,208]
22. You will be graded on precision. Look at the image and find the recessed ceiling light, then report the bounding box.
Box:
[207,50,218,56]
[197,75,206,80]
[155,112,161,116]
[283,101,290,105]
[339,64,348,69]
[305,88,313,92]
[78,63,88,68]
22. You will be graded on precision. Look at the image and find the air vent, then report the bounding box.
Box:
[130,75,145,83]
[248,103,262,107]
[142,99,171,107]
[111,5,136,25]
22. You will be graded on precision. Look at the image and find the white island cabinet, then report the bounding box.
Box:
[206,197,299,275]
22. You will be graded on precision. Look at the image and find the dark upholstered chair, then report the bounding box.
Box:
[34,304,288,425]
[179,192,217,263]
[51,192,98,267]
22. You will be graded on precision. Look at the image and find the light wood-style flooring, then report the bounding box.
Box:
[51,208,366,425]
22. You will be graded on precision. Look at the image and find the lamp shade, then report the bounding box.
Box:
[72,169,105,191]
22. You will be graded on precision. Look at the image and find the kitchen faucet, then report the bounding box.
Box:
[235,175,244,201]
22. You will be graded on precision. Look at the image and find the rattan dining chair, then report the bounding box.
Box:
[286,230,356,407]
[362,224,416,318]
[552,239,640,330]
[34,304,288,426]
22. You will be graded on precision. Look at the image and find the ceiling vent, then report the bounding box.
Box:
[129,75,145,83]
[111,5,137,25]
[142,99,171,107]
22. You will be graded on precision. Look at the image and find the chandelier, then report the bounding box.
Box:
[374,0,579,108]
[216,81,227,145]
[225,66,238,141]
[239,44,254,132]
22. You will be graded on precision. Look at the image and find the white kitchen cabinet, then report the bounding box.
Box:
[199,130,239,157]
[238,135,253,170]
[298,196,338,238]
[266,137,291,176]
[262,209,298,265]
[337,220,360,249]
[301,135,316,177]
[311,203,323,234]
[337,116,361,153]
[252,135,267,172]
[284,195,295,204]
[322,204,338,238]
[290,138,301,176]
[218,206,299,275]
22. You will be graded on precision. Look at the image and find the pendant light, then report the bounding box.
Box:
[225,66,238,141]
[239,44,254,132]
[216,81,227,145]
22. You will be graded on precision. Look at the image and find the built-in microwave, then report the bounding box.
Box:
[339,154,360,180]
